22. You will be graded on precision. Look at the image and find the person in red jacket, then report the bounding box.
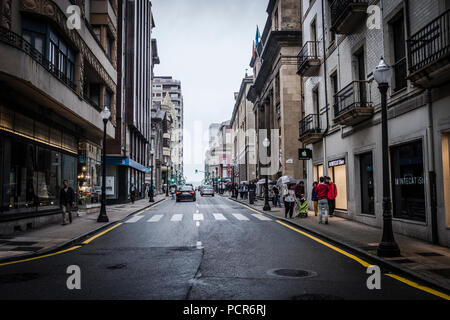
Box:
[314,177,329,224]
[326,177,338,217]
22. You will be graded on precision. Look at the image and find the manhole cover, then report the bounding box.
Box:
[268,268,317,279]
[0,273,40,284]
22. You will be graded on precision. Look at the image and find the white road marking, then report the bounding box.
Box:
[171,214,183,222]
[147,215,163,222]
[196,241,202,249]
[252,214,272,221]
[213,213,227,221]
[232,213,249,221]
[193,214,204,221]
[196,221,200,227]
[195,209,199,213]
[125,216,144,223]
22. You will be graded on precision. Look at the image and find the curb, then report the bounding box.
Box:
[228,197,450,295]
[0,197,167,265]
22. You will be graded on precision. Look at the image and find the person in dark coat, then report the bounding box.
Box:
[311,182,319,216]
[60,180,75,225]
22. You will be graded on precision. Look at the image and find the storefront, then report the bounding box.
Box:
[0,105,78,217]
[391,140,425,222]
[105,157,148,203]
[77,141,101,207]
[328,158,348,211]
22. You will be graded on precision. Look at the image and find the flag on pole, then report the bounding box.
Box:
[255,26,261,46]
[252,40,256,59]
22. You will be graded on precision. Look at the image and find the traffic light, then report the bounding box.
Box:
[218,178,221,182]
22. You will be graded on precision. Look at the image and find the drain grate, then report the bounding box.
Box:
[428,268,450,279]
[392,259,415,264]
[416,252,444,257]
[106,263,127,270]
[268,268,317,279]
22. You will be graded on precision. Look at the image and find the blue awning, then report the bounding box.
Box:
[106,157,148,173]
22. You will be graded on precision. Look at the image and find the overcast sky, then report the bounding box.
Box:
[151,0,267,183]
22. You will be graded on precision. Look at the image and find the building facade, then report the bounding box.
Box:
[231,75,257,185]
[152,76,184,181]
[0,0,118,233]
[247,0,304,183]
[298,0,450,247]
[106,0,154,204]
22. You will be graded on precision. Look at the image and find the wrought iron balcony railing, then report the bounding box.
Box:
[330,0,369,34]
[297,41,321,75]
[299,114,321,138]
[333,80,372,118]
[408,9,450,74]
[0,26,76,91]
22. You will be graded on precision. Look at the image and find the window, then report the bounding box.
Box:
[391,141,425,222]
[313,87,320,115]
[330,72,338,106]
[104,90,112,108]
[359,152,374,215]
[22,17,75,84]
[106,34,113,59]
[390,14,407,91]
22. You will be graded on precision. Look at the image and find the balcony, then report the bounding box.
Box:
[407,9,450,87]
[333,81,373,126]
[0,27,76,91]
[330,0,369,35]
[297,41,321,77]
[299,114,323,144]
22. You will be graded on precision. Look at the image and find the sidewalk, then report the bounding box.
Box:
[229,196,450,292]
[0,194,166,262]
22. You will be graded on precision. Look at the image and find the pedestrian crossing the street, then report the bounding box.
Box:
[124,212,273,224]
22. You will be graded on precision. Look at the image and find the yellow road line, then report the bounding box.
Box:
[133,210,146,217]
[82,223,123,245]
[276,220,371,268]
[0,246,81,267]
[385,273,450,300]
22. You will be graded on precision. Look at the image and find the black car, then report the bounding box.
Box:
[176,185,196,202]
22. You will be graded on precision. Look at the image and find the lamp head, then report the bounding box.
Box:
[101,106,111,121]
[373,57,393,85]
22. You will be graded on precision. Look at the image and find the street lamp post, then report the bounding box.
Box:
[165,166,169,197]
[263,137,271,211]
[149,150,154,203]
[373,57,400,257]
[97,106,111,223]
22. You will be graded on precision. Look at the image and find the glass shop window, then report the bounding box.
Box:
[391,141,426,222]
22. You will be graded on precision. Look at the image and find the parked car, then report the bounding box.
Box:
[200,186,214,197]
[176,185,196,202]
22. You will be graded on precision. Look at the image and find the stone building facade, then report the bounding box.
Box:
[247,0,304,182]
[231,75,257,185]
[299,0,450,247]
[0,0,118,233]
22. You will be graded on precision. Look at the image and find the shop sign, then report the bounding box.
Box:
[298,149,312,160]
[328,158,346,168]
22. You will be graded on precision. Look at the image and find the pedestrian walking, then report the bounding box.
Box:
[242,183,248,200]
[272,185,281,207]
[326,177,338,217]
[315,177,329,224]
[283,184,296,219]
[60,180,75,225]
[311,182,319,216]
[130,183,136,204]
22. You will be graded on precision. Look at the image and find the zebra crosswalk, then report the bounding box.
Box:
[124,212,273,224]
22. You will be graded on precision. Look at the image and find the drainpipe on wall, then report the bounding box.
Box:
[321,0,330,176]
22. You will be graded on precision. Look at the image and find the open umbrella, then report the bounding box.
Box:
[277,176,297,186]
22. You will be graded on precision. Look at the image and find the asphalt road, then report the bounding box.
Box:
[0,194,441,300]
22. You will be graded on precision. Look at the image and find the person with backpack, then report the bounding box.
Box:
[315,177,329,224]
[283,184,297,219]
